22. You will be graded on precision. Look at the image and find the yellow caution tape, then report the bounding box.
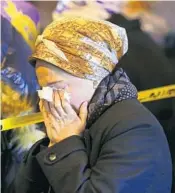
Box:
[138,84,175,103]
[0,112,43,132]
[1,84,175,131]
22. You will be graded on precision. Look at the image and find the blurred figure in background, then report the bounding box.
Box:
[1,0,45,191]
[52,1,170,44]
[164,32,175,64]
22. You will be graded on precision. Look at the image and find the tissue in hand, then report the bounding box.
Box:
[37,87,71,102]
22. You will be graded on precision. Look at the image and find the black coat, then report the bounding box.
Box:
[108,16,175,191]
[10,99,172,193]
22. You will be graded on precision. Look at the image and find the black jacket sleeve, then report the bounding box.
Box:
[36,120,172,193]
[8,138,49,193]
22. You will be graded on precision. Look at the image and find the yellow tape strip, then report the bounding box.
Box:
[138,84,175,103]
[1,84,175,131]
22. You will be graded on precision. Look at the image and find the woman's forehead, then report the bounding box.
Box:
[35,60,76,86]
[35,60,63,86]
[36,60,67,74]
[36,60,53,69]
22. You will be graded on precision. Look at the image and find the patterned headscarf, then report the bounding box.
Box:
[30,17,128,83]
[30,17,137,127]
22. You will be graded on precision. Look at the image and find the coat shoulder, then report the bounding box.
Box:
[89,99,163,139]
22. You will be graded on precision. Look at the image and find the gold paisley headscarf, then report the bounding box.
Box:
[30,17,128,82]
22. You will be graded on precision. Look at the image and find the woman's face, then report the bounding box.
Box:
[35,60,95,110]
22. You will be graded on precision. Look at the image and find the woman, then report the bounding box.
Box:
[10,17,172,193]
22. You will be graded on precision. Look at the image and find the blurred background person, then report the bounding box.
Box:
[1,0,45,192]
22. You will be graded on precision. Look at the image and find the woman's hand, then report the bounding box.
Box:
[39,89,88,147]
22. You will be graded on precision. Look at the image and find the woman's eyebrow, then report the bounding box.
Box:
[37,77,52,87]
[47,81,68,88]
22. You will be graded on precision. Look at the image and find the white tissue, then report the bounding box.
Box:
[37,87,71,102]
